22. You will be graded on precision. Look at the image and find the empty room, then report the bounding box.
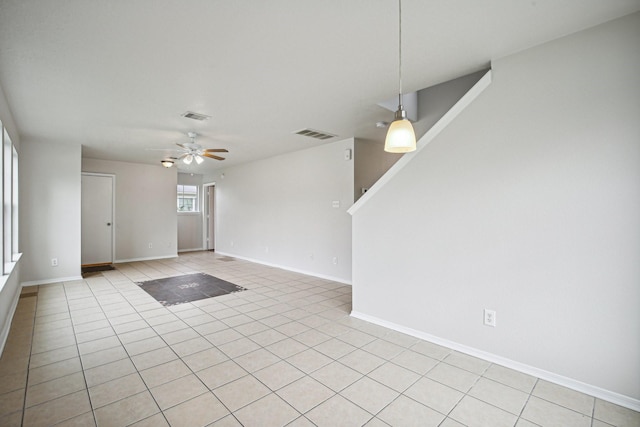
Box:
[0,1,638,426]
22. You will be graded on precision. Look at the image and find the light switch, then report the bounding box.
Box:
[332,201,340,208]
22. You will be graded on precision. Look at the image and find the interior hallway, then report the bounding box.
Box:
[0,252,638,426]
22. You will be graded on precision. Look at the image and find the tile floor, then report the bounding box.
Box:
[0,251,638,427]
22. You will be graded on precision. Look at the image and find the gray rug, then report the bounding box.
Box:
[137,273,246,306]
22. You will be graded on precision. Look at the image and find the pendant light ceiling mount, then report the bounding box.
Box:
[384,0,417,154]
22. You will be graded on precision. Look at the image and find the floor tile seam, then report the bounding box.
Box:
[529,384,596,415]
[476,369,538,397]
[363,363,423,395]
[20,291,41,427]
[527,392,598,419]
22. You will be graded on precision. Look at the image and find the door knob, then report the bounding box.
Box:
[107,222,112,226]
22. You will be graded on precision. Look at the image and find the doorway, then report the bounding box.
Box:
[204,183,215,250]
[81,173,115,265]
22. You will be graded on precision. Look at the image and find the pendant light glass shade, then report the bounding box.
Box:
[183,154,193,164]
[384,0,416,153]
[161,160,174,168]
[195,155,204,164]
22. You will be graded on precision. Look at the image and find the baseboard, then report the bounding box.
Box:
[0,285,21,358]
[350,310,640,412]
[178,248,204,253]
[21,275,84,287]
[114,254,177,263]
[214,251,352,286]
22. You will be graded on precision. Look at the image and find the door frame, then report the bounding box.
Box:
[202,181,216,251]
[81,172,116,265]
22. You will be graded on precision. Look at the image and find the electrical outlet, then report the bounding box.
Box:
[148,243,153,249]
[484,309,496,327]
[332,257,338,265]
[51,258,58,267]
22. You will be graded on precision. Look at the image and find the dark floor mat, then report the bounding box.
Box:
[137,273,246,306]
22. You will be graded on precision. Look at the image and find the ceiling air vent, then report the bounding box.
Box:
[294,128,337,141]
[181,111,211,121]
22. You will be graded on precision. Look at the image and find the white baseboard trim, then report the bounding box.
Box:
[215,251,352,286]
[21,276,84,287]
[178,248,205,253]
[0,286,21,357]
[114,254,177,263]
[350,310,640,412]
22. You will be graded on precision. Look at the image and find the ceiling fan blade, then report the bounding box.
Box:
[202,148,229,153]
[146,148,183,152]
[202,153,225,161]
[176,143,190,149]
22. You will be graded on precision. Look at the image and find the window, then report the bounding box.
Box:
[177,184,199,212]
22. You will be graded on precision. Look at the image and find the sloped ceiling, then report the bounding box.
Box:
[0,0,638,173]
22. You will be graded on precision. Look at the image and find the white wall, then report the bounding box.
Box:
[352,12,640,405]
[206,138,354,283]
[82,159,177,262]
[177,173,203,252]
[20,140,82,284]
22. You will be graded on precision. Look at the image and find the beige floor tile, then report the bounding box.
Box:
[94,390,160,427]
[218,337,261,358]
[521,396,591,427]
[192,320,229,336]
[23,389,91,427]
[0,371,27,395]
[378,395,445,427]
[253,361,305,391]
[112,319,149,335]
[265,338,308,359]
[286,348,333,374]
[234,348,280,373]
[515,419,540,427]
[130,346,178,371]
[293,329,332,347]
[468,377,529,415]
[410,340,452,360]
[117,327,158,344]
[25,371,86,408]
[28,357,82,386]
[182,347,229,372]
[160,327,199,345]
[0,388,24,418]
[89,372,147,408]
[341,376,399,415]
[0,409,22,427]
[204,328,244,346]
[75,327,116,344]
[306,395,373,427]
[139,359,191,389]
[593,399,640,427]
[391,350,438,375]
[247,328,287,347]
[483,364,537,393]
[335,329,377,348]
[150,374,208,410]
[404,377,464,414]
[443,351,492,375]
[235,393,300,427]
[381,331,419,348]
[80,345,128,370]
[171,336,213,357]
[368,362,420,392]
[277,376,335,413]
[55,411,96,427]
[426,362,480,393]
[128,413,170,427]
[197,360,248,390]
[28,345,78,369]
[363,417,392,427]
[338,348,386,375]
[85,358,136,388]
[361,339,404,360]
[214,375,271,412]
[439,418,466,427]
[78,336,120,355]
[153,319,190,335]
[310,361,363,392]
[532,380,594,415]
[123,336,167,356]
[163,392,229,427]
[313,338,357,360]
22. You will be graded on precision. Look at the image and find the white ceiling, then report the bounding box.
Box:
[1,0,638,174]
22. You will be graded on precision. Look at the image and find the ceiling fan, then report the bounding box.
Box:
[152,132,228,167]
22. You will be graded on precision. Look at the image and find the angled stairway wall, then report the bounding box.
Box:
[350,12,640,408]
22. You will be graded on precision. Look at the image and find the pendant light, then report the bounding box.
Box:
[384,0,416,153]
[183,154,193,165]
[195,155,204,164]
[161,160,174,168]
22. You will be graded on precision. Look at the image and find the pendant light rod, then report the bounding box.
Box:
[398,0,403,110]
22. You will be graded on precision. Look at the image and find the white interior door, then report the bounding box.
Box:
[207,186,215,250]
[81,174,114,265]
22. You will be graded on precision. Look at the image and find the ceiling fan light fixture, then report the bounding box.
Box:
[183,154,193,165]
[161,160,174,168]
[384,0,417,153]
[195,155,204,164]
